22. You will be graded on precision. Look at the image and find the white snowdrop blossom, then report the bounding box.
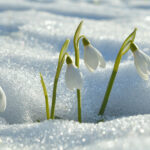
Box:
[0,86,6,112]
[82,38,106,72]
[130,43,150,80]
[65,56,83,90]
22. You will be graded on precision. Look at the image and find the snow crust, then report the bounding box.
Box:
[0,0,150,149]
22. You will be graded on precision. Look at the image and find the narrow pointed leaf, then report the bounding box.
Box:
[40,73,50,120]
[50,52,68,119]
[121,40,132,55]
[56,53,68,78]
[59,39,70,63]
[74,21,83,44]
[121,28,137,51]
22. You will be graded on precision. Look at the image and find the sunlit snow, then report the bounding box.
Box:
[0,0,150,149]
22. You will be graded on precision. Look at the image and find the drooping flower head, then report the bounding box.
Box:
[65,56,83,90]
[0,86,6,112]
[82,37,106,72]
[130,43,150,80]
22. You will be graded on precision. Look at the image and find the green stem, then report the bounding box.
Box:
[50,52,68,119]
[98,28,137,116]
[73,21,83,122]
[77,89,82,122]
[121,41,132,55]
[74,40,82,122]
[50,76,58,119]
[98,50,123,115]
[77,35,86,47]
[50,39,70,119]
[75,36,87,123]
[74,39,79,67]
[98,65,119,115]
[98,71,117,115]
[99,46,123,115]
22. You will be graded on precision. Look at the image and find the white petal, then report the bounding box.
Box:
[134,61,149,80]
[84,45,99,72]
[0,86,6,112]
[142,51,150,74]
[95,49,106,68]
[134,50,149,80]
[65,64,83,90]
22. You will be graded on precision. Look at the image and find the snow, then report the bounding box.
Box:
[0,0,150,149]
[1,115,150,150]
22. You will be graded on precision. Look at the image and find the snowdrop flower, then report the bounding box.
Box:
[82,38,106,72]
[130,43,150,80]
[0,86,6,112]
[65,56,83,90]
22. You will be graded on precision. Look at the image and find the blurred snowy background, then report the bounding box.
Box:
[0,0,150,149]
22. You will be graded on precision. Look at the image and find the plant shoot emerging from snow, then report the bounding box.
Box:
[40,73,50,120]
[72,21,106,122]
[40,21,106,122]
[39,21,143,123]
[99,28,137,116]
[39,21,107,122]
[40,39,70,120]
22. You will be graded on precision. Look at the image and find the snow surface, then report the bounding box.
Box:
[0,0,150,149]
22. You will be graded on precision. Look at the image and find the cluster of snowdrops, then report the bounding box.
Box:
[0,21,150,123]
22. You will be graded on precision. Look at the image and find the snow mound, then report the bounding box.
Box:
[0,0,150,149]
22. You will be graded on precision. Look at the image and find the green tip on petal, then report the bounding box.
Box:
[130,43,138,53]
[82,38,90,47]
[66,56,73,64]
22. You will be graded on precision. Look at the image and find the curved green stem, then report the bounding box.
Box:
[73,21,83,123]
[50,52,68,119]
[121,40,132,55]
[74,37,80,67]
[77,35,86,47]
[76,35,86,123]
[50,52,69,119]
[50,39,70,119]
[74,21,83,68]
[98,28,137,115]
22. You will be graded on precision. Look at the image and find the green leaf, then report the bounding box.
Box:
[56,52,68,78]
[121,28,137,55]
[50,51,68,119]
[59,53,67,68]
[59,39,70,63]
[40,73,50,120]
[121,28,137,51]
[74,21,83,44]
